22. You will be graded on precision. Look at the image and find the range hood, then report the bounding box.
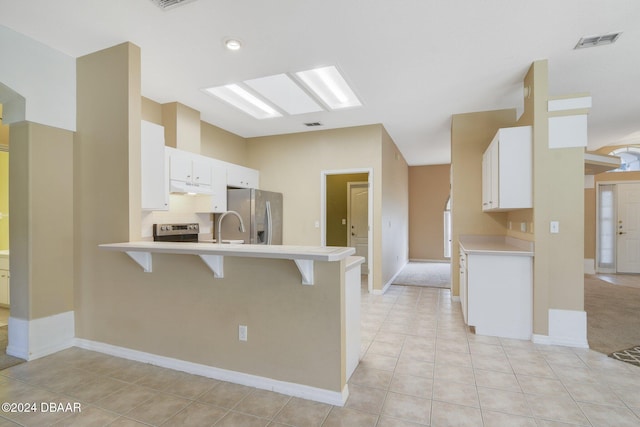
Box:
[169,179,212,195]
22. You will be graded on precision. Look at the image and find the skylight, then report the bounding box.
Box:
[203,66,361,119]
[244,74,322,115]
[204,84,282,119]
[296,66,362,110]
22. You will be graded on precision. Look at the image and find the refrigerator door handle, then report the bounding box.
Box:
[265,200,273,245]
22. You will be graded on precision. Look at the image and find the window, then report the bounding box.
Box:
[608,147,640,172]
[597,184,616,271]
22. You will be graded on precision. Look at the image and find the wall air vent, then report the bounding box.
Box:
[575,32,622,49]
[150,0,196,10]
[304,122,323,127]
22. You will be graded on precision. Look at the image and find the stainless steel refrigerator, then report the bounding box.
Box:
[215,189,283,244]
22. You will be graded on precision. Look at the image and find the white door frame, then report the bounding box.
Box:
[595,180,640,273]
[321,168,373,293]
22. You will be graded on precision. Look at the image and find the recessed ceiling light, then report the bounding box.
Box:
[575,32,622,49]
[244,74,323,115]
[224,38,242,51]
[295,66,361,110]
[204,84,282,119]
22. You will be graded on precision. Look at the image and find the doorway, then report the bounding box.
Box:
[347,182,369,274]
[597,181,640,273]
[322,169,373,292]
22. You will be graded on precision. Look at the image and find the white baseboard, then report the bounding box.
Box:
[7,311,75,360]
[374,260,408,295]
[74,338,348,406]
[372,281,392,295]
[532,309,589,348]
[584,259,595,275]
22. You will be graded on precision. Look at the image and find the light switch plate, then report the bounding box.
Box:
[550,221,560,234]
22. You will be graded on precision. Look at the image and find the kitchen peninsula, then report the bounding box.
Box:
[96,241,363,405]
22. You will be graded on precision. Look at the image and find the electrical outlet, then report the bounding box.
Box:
[239,325,247,342]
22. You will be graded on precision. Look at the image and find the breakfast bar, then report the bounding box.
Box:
[95,242,363,405]
[99,242,355,285]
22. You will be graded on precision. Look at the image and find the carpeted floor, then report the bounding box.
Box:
[392,261,450,288]
[585,274,640,356]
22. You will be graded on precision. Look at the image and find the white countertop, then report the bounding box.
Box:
[459,235,534,256]
[99,241,356,262]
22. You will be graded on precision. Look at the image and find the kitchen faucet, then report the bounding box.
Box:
[216,210,245,244]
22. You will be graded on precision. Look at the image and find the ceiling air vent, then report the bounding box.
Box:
[304,122,323,127]
[150,0,196,10]
[575,32,622,49]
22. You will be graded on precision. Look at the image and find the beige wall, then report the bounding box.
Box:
[450,109,517,296]
[381,127,409,286]
[246,125,408,291]
[141,96,249,167]
[408,164,451,261]
[9,122,74,319]
[529,62,585,334]
[75,42,142,336]
[200,121,248,165]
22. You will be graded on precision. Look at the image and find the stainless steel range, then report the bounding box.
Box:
[153,223,199,242]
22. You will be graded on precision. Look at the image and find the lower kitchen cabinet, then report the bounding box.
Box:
[466,253,532,340]
[0,270,8,306]
[0,255,9,306]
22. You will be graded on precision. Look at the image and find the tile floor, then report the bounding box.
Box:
[1,285,640,426]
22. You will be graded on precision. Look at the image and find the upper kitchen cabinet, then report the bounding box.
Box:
[482,126,532,212]
[168,147,213,194]
[141,120,169,211]
[227,163,259,189]
[196,159,228,213]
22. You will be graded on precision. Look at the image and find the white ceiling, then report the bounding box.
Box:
[1,0,639,165]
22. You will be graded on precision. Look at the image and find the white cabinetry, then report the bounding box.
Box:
[0,255,9,307]
[141,120,169,211]
[459,249,468,324]
[197,159,228,213]
[459,236,533,340]
[227,163,259,189]
[168,148,213,194]
[210,160,228,212]
[482,126,532,211]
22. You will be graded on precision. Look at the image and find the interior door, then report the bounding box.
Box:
[617,182,640,273]
[348,183,369,274]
